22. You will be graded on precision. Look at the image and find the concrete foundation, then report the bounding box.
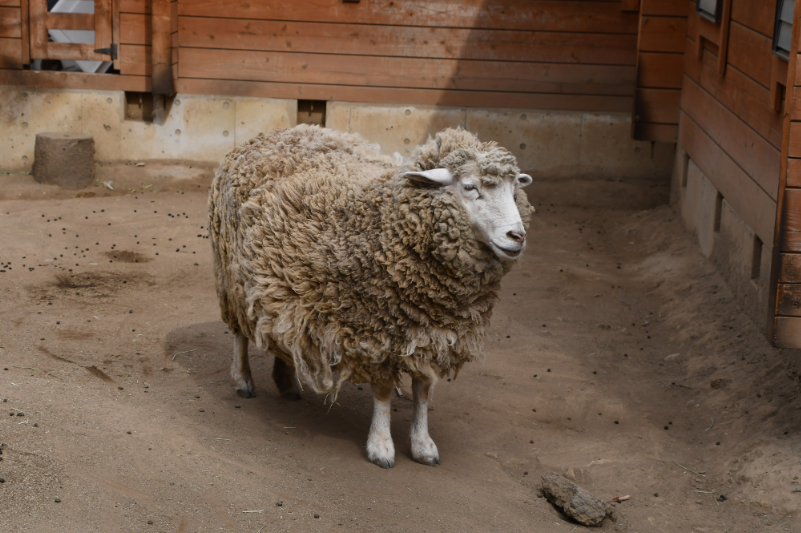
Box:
[674,149,771,331]
[1,87,674,180]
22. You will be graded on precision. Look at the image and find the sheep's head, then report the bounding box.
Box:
[403,129,533,262]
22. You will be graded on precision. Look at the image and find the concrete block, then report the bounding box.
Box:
[121,94,236,162]
[680,160,719,257]
[579,113,673,179]
[347,103,466,157]
[466,109,581,176]
[81,92,123,161]
[669,145,688,207]
[681,159,702,231]
[325,102,351,133]
[0,87,83,169]
[234,98,297,147]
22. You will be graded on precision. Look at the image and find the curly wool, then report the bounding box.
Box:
[209,125,532,396]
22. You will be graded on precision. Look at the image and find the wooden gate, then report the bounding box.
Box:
[28,0,114,62]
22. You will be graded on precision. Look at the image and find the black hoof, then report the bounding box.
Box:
[371,458,395,469]
[236,387,255,399]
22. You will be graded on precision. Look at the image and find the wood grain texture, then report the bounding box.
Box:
[776,283,801,314]
[94,0,111,51]
[175,77,633,112]
[727,21,772,89]
[119,43,149,75]
[730,0,776,38]
[151,0,171,94]
[20,0,26,63]
[177,17,638,65]
[632,122,678,142]
[640,0,687,16]
[0,36,21,68]
[637,52,683,88]
[621,0,640,11]
[120,12,148,44]
[681,76,780,200]
[781,188,801,252]
[178,47,636,95]
[779,253,801,283]
[0,0,21,6]
[773,316,801,347]
[0,6,21,38]
[683,39,782,149]
[47,12,94,30]
[633,87,681,123]
[638,15,687,52]
[789,122,801,158]
[176,0,639,33]
[788,158,801,188]
[0,69,150,90]
[679,111,777,244]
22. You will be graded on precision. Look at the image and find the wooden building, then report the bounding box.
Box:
[1,0,801,347]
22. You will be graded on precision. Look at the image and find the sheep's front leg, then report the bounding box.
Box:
[411,377,440,466]
[231,332,255,398]
[366,382,395,469]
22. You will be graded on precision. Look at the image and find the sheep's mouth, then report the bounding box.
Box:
[490,241,523,259]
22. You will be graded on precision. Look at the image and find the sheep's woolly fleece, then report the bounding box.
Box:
[209,125,533,398]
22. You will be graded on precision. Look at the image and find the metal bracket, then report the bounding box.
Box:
[93,43,118,60]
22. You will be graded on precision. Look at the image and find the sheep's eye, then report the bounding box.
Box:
[514,193,518,202]
[463,184,476,192]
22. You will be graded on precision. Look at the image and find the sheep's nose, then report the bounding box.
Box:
[507,231,526,243]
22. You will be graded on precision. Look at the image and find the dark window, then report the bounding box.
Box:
[774,0,795,60]
[697,0,723,24]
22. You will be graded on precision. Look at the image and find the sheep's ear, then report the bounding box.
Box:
[516,173,533,187]
[404,168,454,187]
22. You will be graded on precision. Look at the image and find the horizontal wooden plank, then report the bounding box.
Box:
[632,122,678,142]
[41,42,108,61]
[727,21,772,89]
[782,188,801,252]
[0,6,21,38]
[177,0,639,33]
[179,48,636,95]
[777,283,801,314]
[730,0,776,39]
[789,122,801,158]
[634,87,680,123]
[641,0,688,16]
[120,0,147,14]
[773,317,801,348]
[119,43,149,76]
[0,69,150,91]
[175,77,634,112]
[637,52,683,88]
[47,12,94,30]
[621,0,640,11]
[0,36,21,68]
[683,38,782,149]
[638,15,687,52]
[679,111,776,245]
[680,76,780,199]
[178,17,638,65]
[779,253,801,283]
[120,13,149,44]
[788,158,801,188]
[0,0,20,6]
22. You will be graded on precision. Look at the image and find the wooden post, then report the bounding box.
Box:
[151,0,172,124]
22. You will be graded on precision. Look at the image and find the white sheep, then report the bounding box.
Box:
[208,125,533,468]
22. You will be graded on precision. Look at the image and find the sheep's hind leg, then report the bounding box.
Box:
[272,356,301,401]
[231,332,255,398]
[410,377,440,466]
[366,382,395,469]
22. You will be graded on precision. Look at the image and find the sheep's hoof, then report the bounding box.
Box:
[371,457,395,469]
[280,391,302,401]
[236,386,255,399]
[414,455,441,466]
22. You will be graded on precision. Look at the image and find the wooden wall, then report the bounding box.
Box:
[119,0,640,111]
[773,1,801,347]
[632,0,687,142]
[0,0,25,69]
[680,0,783,262]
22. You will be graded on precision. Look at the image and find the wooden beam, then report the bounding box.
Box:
[0,68,150,90]
[0,6,21,38]
[151,0,171,95]
[46,12,93,30]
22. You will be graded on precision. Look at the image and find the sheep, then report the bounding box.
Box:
[208,124,533,468]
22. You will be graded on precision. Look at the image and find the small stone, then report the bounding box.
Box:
[234,405,241,409]
[664,426,669,430]
[127,431,132,435]
[118,386,123,390]
[314,514,320,519]
[147,520,153,524]
[277,502,283,507]
[541,472,614,526]
[614,420,619,424]
[54,498,61,503]
[653,493,658,497]
[33,423,38,427]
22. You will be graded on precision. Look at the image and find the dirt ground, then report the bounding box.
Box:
[1,164,800,533]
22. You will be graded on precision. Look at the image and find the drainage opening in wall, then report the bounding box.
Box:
[751,235,763,281]
[298,100,326,127]
[125,92,173,123]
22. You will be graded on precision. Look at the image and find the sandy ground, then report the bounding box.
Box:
[0,166,800,533]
